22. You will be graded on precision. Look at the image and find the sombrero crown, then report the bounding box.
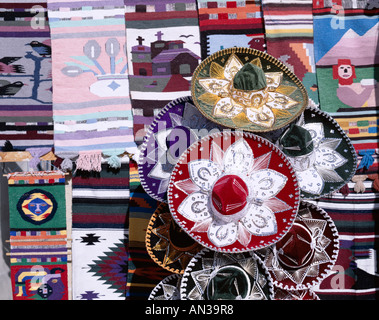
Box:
[277,106,357,199]
[191,47,308,132]
[233,62,267,91]
[279,124,314,157]
[168,130,300,252]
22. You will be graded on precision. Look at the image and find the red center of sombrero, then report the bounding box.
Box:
[276,223,314,269]
[211,175,249,216]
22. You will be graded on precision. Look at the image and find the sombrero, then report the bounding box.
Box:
[273,287,320,300]
[145,202,203,274]
[167,130,300,252]
[258,201,339,291]
[138,96,222,202]
[180,248,274,300]
[277,106,357,199]
[148,273,182,300]
[191,47,308,132]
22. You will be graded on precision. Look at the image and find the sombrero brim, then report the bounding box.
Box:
[278,105,357,199]
[191,47,308,133]
[180,248,274,300]
[167,130,300,252]
[148,273,182,300]
[138,96,222,202]
[258,201,339,291]
[145,202,203,274]
[273,287,320,300]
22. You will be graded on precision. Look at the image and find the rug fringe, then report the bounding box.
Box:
[76,151,102,172]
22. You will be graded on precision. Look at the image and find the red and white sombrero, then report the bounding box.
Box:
[258,201,339,290]
[167,130,300,252]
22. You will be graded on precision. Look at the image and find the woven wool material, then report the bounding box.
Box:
[8,172,67,230]
[262,0,319,106]
[0,1,53,151]
[312,0,379,299]
[71,163,130,229]
[312,188,379,299]
[71,228,129,300]
[7,172,69,300]
[2,0,379,302]
[71,161,130,299]
[47,0,137,171]
[196,0,266,59]
[312,0,379,169]
[124,0,201,145]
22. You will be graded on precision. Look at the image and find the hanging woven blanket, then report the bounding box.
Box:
[71,163,130,229]
[0,0,53,151]
[47,0,137,171]
[124,0,201,145]
[312,0,379,299]
[72,228,129,300]
[7,171,69,300]
[261,0,319,106]
[196,0,266,59]
[70,160,130,299]
[313,0,378,161]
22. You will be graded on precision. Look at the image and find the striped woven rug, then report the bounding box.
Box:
[196,0,266,59]
[261,0,319,106]
[72,163,130,229]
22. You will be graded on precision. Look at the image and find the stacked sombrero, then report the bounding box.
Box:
[139,47,357,300]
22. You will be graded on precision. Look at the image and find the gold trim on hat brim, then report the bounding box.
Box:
[191,47,309,133]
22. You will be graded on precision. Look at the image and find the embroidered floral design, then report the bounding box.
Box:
[259,203,339,290]
[172,137,293,249]
[196,53,299,129]
[181,249,273,300]
[146,203,203,274]
[289,122,348,196]
[149,274,182,301]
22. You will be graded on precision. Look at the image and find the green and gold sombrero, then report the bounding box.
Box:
[191,47,308,132]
